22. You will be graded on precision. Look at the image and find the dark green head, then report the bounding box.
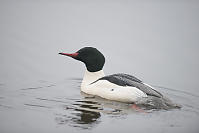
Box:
[59,47,105,72]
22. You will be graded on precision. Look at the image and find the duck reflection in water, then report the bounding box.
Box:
[55,91,128,129]
[55,98,101,129]
[73,101,101,125]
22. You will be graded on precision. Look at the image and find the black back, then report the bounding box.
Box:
[92,73,163,98]
[98,73,142,86]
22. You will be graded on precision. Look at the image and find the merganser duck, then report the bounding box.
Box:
[59,47,180,108]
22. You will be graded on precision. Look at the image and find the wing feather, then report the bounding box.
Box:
[94,73,163,98]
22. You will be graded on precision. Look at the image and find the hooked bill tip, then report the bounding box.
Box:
[59,52,64,55]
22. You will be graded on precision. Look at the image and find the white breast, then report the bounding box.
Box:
[81,70,147,103]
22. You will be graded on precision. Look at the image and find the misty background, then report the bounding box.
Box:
[0,0,199,132]
[1,0,198,92]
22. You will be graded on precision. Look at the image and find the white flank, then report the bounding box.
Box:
[81,70,147,103]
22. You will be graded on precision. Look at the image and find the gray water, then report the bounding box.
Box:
[0,0,199,133]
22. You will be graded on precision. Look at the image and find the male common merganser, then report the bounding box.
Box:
[59,47,180,109]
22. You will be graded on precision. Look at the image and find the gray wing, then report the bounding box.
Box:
[95,73,163,98]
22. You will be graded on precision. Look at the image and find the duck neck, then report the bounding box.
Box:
[81,69,105,86]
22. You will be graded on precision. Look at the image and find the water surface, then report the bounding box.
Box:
[0,0,199,133]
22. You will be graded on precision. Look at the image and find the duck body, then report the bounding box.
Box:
[59,47,181,109]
